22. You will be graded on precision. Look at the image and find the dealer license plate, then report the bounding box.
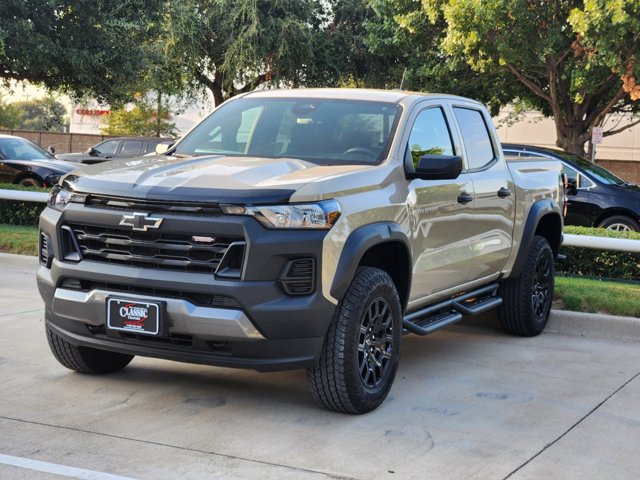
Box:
[107,298,162,336]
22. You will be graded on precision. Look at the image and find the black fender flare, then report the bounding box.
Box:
[511,199,563,278]
[330,222,412,305]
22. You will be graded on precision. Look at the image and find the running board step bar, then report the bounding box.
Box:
[403,284,502,336]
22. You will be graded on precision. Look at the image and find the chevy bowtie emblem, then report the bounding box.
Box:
[119,212,163,231]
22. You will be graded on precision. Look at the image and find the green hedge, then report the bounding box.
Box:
[558,226,640,281]
[0,183,49,226]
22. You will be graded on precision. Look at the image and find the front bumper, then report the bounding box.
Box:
[37,205,336,371]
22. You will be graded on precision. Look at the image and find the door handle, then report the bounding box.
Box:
[498,187,512,198]
[457,193,473,204]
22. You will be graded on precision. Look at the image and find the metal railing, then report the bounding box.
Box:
[0,187,638,252]
[0,189,48,203]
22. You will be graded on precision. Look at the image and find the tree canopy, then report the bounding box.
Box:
[0,96,68,131]
[0,0,164,105]
[372,0,640,154]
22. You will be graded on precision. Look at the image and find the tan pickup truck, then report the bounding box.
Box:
[38,89,564,413]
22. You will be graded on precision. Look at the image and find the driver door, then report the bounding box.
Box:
[405,103,474,305]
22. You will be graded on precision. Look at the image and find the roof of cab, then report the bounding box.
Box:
[242,88,482,106]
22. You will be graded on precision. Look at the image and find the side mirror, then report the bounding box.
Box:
[87,147,98,156]
[566,177,578,196]
[155,142,174,155]
[47,145,56,155]
[410,155,463,180]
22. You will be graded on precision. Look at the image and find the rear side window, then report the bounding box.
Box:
[453,107,495,170]
[406,107,454,168]
[120,140,142,156]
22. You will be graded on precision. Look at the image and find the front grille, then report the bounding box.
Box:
[66,223,241,274]
[279,258,315,295]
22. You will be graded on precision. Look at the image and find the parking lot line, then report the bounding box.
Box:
[0,453,136,480]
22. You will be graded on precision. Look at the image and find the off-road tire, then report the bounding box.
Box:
[597,215,640,232]
[306,267,402,414]
[498,235,554,337]
[46,325,134,374]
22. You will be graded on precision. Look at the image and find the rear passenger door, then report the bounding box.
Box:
[118,140,143,158]
[451,104,515,281]
[404,101,475,302]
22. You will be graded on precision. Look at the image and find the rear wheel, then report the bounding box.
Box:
[46,325,134,374]
[17,176,41,188]
[498,235,554,337]
[597,215,640,232]
[306,267,402,414]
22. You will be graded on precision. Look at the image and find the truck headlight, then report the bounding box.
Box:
[47,185,87,211]
[222,199,341,229]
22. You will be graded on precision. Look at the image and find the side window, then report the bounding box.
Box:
[453,107,495,170]
[95,139,119,156]
[406,107,454,168]
[120,140,142,156]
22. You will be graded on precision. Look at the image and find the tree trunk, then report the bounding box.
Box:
[156,90,162,137]
[555,124,587,156]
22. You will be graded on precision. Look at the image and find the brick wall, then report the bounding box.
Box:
[0,129,112,154]
[597,160,640,185]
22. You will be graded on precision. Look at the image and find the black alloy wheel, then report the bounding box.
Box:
[358,297,394,389]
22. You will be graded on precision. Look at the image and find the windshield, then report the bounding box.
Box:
[174,98,401,165]
[557,151,626,185]
[0,137,53,160]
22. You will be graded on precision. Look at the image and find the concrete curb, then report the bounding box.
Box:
[2,253,638,340]
[547,309,640,342]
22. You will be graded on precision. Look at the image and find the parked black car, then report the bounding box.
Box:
[56,137,174,164]
[0,135,78,187]
[503,143,640,231]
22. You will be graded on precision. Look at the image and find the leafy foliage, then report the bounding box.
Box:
[6,96,68,131]
[101,99,176,137]
[0,183,48,226]
[164,0,321,106]
[558,226,640,281]
[371,0,640,154]
[0,0,165,105]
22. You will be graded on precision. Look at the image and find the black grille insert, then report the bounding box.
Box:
[66,223,241,273]
[39,231,52,267]
[279,258,315,295]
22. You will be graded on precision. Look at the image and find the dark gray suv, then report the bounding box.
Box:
[57,137,174,165]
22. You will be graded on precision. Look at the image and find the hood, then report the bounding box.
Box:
[56,152,91,162]
[8,158,79,174]
[63,154,371,203]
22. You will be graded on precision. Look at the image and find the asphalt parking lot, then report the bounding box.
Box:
[1,253,640,479]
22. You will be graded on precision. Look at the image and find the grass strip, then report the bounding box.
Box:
[554,275,640,318]
[0,224,39,255]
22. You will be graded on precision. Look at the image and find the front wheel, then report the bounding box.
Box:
[17,176,41,188]
[46,325,134,374]
[498,235,554,337]
[597,215,640,232]
[306,267,402,414]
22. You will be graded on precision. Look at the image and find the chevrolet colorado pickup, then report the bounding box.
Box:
[37,89,564,413]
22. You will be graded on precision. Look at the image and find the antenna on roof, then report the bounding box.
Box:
[399,68,407,90]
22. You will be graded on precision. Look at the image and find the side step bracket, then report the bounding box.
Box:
[402,284,502,336]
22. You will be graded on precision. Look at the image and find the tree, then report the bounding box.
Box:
[6,96,68,131]
[101,99,176,137]
[372,0,640,155]
[0,94,20,129]
[164,0,322,106]
[366,0,518,115]
[0,0,165,105]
